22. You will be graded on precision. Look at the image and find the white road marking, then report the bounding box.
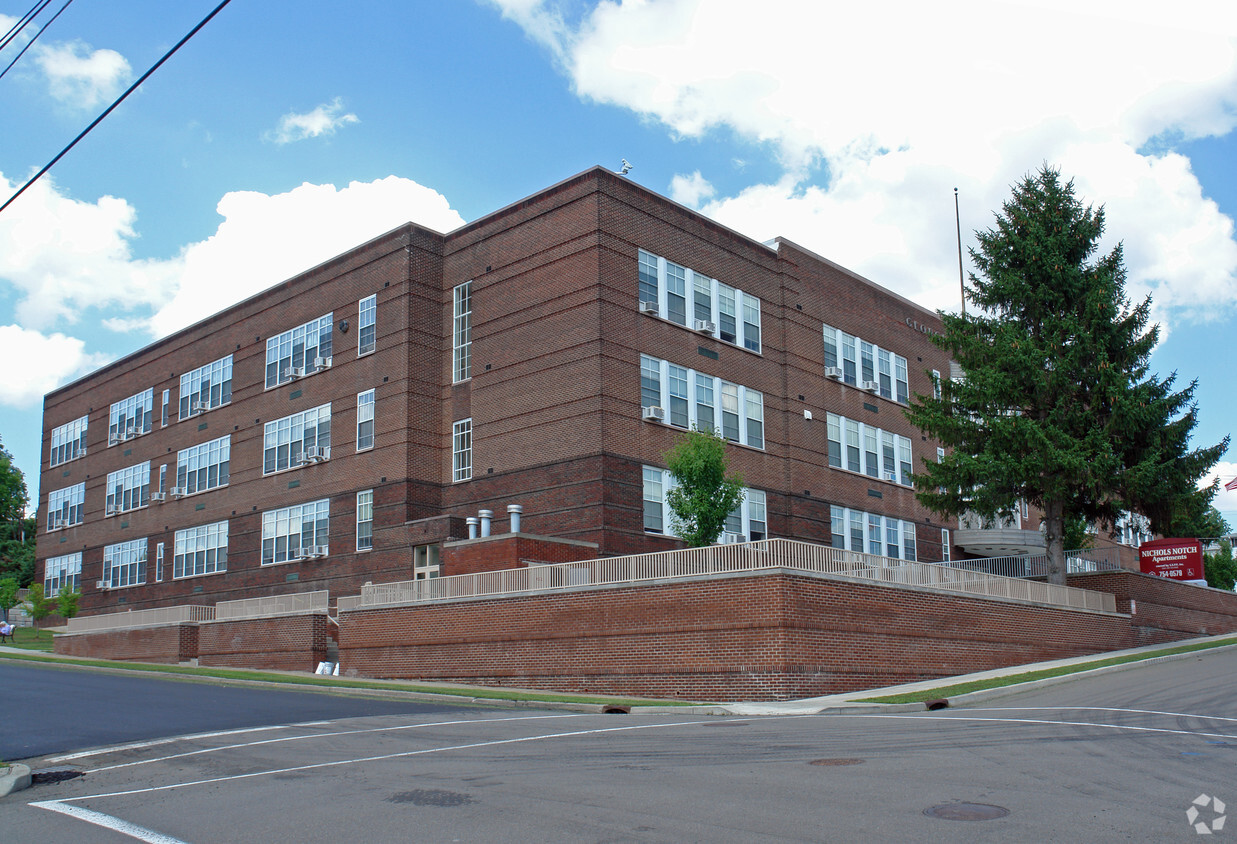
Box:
[88,713,587,772]
[946,706,1237,723]
[833,712,1237,740]
[32,800,188,844]
[44,725,303,763]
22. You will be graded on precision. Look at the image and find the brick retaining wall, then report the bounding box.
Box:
[197,614,330,672]
[1066,571,1237,645]
[54,623,198,663]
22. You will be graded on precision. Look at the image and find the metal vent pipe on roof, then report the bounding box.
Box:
[466,516,478,539]
[507,504,523,533]
[479,509,493,537]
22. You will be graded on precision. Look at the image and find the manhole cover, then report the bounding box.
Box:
[923,802,1009,821]
[32,770,85,785]
[808,758,864,767]
[386,789,474,807]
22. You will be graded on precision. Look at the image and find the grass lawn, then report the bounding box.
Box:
[1,627,55,652]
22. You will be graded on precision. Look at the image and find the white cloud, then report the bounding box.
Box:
[1204,462,1237,527]
[669,170,715,208]
[0,325,111,408]
[0,172,179,329]
[266,98,360,144]
[34,40,131,110]
[149,176,465,337]
[495,0,1237,324]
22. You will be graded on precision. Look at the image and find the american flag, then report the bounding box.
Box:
[1226,476,1237,492]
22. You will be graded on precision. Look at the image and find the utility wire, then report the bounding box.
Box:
[0,0,51,53]
[0,0,74,82]
[0,0,235,217]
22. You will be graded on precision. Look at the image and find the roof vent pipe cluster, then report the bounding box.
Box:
[479,509,493,538]
[507,504,523,533]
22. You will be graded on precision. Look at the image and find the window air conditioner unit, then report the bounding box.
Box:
[310,545,328,557]
[861,380,880,392]
[105,503,117,516]
[884,471,898,482]
[284,366,306,379]
[50,517,65,531]
[96,580,109,590]
[296,545,327,560]
[639,301,660,315]
[720,531,746,545]
[125,425,139,438]
[693,319,716,334]
[150,491,166,502]
[192,400,207,413]
[824,366,843,380]
[305,446,330,463]
[642,405,666,422]
[170,487,186,498]
[313,355,332,371]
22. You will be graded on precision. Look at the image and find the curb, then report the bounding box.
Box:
[0,763,31,797]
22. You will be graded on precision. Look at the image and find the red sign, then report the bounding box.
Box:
[1138,539,1204,581]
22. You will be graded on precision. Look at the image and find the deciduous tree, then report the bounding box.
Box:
[665,429,746,547]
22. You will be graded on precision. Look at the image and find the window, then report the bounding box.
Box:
[931,369,942,401]
[106,462,150,515]
[453,281,472,382]
[903,522,918,562]
[262,499,329,565]
[103,537,147,588]
[641,356,764,448]
[50,415,88,467]
[264,405,330,473]
[868,514,882,555]
[161,389,170,427]
[174,521,228,578]
[358,294,377,356]
[822,324,909,402]
[850,511,864,552]
[176,436,230,495]
[830,505,845,548]
[265,316,332,389]
[829,505,917,561]
[941,528,951,563]
[357,389,375,451]
[155,542,164,582]
[47,483,84,530]
[453,418,472,482]
[180,355,233,418]
[413,544,440,579]
[637,249,761,351]
[642,466,766,540]
[826,412,914,485]
[357,490,373,551]
[44,552,80,594]
[109,388,153,444]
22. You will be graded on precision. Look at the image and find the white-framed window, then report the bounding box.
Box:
[47,483,85,530]
[179,355,233,419]
[414,544,440,579]
[174,520,228,578]
[358,294,377,356]
[109,388,153,444]
[453,418,472,482]
[453,281,472,382]
[642,466,766,540]
[941,528,951,562]
[264,404,330,473]
[265,315,332,388]
[356,490,373,551]
[155,542,164,582]
[825,412,914,485]
[829,505,917,562]
[176,436,230,496]
[640,355,765,449]
[357,389,375,451]
[106,461,150,515]
[161,389,170,427]
[822,324,909,402]
[262,499,329,565]
[931,369,942,401]
[637,249,762,352]
[102,537,147,588]
[50,415,88,467]
[44,552,81,594]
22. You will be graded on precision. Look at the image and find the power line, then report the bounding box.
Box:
[0,0,51,53]
[0,0,75,82]
[0,0,235,217]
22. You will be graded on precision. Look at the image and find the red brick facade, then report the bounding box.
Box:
[39,167,960,614]
[197,614,329,672]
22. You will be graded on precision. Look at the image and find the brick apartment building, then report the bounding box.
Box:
[38,166,1018,616]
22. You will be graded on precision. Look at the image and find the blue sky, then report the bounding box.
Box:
[2,0,1237,527]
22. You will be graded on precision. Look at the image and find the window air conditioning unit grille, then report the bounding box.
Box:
[284,366,306,379]
[693,319,716,334]
[824,366,843,380]
[639,300,659,315]
[642,405,666,422]
[192,400,208,413]
[884,471,898,482]
[296,545,328,560]
[313,355,332,371]
[305,446,330,463]
[96,580,109,590]
[50,517,65,531]
[861,380,880,392]
[170,487,186,498]
[150,491,166,502]
[105,503,117,516]
[720,531,746,545]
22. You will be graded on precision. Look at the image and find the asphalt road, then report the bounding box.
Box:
[5,648,1237,842]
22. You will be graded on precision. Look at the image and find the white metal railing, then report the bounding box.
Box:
[948,547,1124,579]
[214,590,329,621]
[336,595,361,612]
[66,604,215,633]
[350,538,1116,614]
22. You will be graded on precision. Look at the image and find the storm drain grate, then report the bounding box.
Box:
[32,770,85,786]
[386,789,475,807]
[923,802,1010,821]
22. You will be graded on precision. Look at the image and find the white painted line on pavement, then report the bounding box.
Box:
[32,800,188,844]
[44,725,302,763]
[946,706,1237,723]
[832,712,1237,740]
[88,712,587,772]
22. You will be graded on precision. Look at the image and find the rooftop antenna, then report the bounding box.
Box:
[954,187,966,317]
[619,159,633,176]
